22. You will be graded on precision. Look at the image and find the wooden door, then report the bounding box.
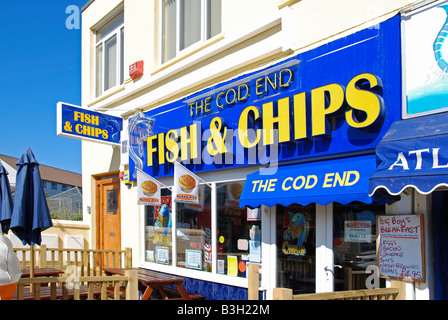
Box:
[96,176,121,266]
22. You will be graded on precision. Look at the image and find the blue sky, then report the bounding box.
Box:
[0,0,89,174]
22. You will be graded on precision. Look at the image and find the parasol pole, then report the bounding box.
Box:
[30,244,34,292]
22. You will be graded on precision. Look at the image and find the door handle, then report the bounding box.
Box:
[324,265,342,275]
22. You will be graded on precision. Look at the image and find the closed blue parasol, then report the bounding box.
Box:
[0,162,14,234]
[10,148,53,246]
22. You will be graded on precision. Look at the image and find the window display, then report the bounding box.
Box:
[145,189,173,265]
[176,184,212,272]
[276,204,315,294]
[217,181,261,277]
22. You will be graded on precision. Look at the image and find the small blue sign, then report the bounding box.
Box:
[57,102,123,145]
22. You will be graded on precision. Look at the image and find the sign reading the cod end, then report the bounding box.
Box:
[57,102,123,146]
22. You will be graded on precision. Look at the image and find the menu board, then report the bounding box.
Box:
[376,214,425,282]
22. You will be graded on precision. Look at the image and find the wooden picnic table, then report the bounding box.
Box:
[103,267,193,300]
[21,268,65,277]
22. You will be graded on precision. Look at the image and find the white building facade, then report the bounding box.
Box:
[79,0,448,300]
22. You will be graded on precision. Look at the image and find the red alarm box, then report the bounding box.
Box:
[129,61,144,80]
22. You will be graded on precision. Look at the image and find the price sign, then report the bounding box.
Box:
[376,214,425,282]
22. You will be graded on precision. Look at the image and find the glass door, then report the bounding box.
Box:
[275,204,316,294]
[332,202,385,291]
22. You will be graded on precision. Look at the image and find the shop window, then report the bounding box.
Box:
[95,13,124,97]
[217,181,261,278]
[333,202,385,291]
[145,189,173,266]
[161,0,222,63]
[276,204,316,294]
[176,184,212,272]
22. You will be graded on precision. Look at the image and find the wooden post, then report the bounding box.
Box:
[125,247,132,268]
[273,288,293,300]
[248,264,260,300]
[39,245,47,268]
[390,281,406,300]
[125,269,139,300]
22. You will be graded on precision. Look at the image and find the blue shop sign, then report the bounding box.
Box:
[240,154,377,208]
[130,15,402,179]
[57,102,123,146]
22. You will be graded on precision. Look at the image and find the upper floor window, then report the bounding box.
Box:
[95,13,124,97]
[162,0,221,64]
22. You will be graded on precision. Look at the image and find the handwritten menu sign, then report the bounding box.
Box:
[376,214,425,282]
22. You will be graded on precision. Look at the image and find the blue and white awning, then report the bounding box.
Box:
[239,154,376,208]
[369,113,448,203]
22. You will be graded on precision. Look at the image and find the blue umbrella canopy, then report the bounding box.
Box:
[9,148,53,246]
[0,162,14,234]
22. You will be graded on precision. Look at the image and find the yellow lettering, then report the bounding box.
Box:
[158,133,165,165]
[323,173,334,188]
[238,106,260,148]
[293,176,306,190]
[216,92,225,109]
[311,83,345,136]
[195,100,204,116]
[257,180,269,192]
[180,124,199,161]
[91,115,99,126]
[238,84,250,101]
[204,97,212,113]
[147,135,158,167]
[251,180,260,193]
[267,179,277,192]
[225,89,237,105]
[334,171,346,187]
[262,99,290,145]
[305,175,318,189]
[294,92,309,140]
[280,69,293,88]
[345,171,360,186]
[74,111,83,122]
[255,77,264,95]
[282,177,293,191]
[345,73,384,129]
[265,73,278,92]
[165,129,179,163]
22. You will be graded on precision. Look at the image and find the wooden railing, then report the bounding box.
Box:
[13,245,132,275]
[247,264,401,300]
[15,269,139,300]
[273,287,400,300]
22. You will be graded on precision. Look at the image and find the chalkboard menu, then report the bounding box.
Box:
[376,214,425,282]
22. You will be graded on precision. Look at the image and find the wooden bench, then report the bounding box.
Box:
[12,284,102,300]
[160,285,205,300]
[13,270,139,300]
[104,285,205,300]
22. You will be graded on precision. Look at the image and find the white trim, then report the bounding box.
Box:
[94,16,124,98]
[369,183,448,197]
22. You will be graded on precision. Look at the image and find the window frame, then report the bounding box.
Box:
[94,14,125,98]
[141,178,256,287]
[160,0,221,64]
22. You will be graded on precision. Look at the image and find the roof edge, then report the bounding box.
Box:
[81,0,95,12]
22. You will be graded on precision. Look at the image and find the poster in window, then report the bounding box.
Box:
[281,205,311,256]
[186,249,202,270]
[344,221,372,243]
